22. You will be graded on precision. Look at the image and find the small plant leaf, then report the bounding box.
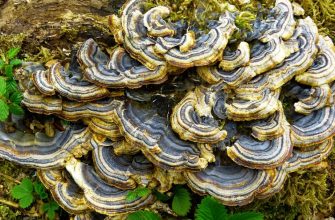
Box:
[228,212,264,220]
[9,91,23,105]
[126,187,151,202]
[195,196,228,220]
[11,178,34,208]
[19,195,34,209]
[127,210,161,220]
[0,100,9,121]
[42,201,59,220]
[9,59,22,67]
[153,190,170,202]
[8,103,24,115]
[137,188,151,197]
[0,77,7,96]
[34,182,48,200]
[0,59,4,70]
[6,79,18,94]
[61,119,70,126]
[172,186,192,216]
[5,64,13,78]
[7,48,21,60]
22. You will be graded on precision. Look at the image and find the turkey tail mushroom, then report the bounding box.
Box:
[77,39,168,88]
[185,164,274,206]
[171,86,227,144]
[65,158,156,216]
[38,169,89,214]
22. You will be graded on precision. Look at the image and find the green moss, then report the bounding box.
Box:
[60,14,110,41]
[0,205,20,220]
[0,34,26,55]
[0,161,34,195]
[25,46,61,63]
[253,170,330,219]
[233,148,335,219]
[297,0,335,41]
[146,0,264,33]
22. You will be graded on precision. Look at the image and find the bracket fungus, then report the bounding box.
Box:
[2,0,335,217]
[0,120,92,168]
[184,163,274,206]
[92,142,154,189]
[171,86,227,143]
[113,101,209,170]
[259,0,296,42]
[65,158,156,215]
[38,169,89,214]
[77,39,168,88]
[295,36,335,86]
[33,62,110,102]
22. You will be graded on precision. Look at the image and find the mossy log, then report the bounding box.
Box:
[0,0,125,56]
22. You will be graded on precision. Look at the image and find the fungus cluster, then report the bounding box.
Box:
[2,0,335,217]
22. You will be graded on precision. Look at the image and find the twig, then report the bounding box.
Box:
[0,172,20,184]
[0,197,19,208]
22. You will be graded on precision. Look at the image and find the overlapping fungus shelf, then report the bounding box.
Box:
[2,0,335,217]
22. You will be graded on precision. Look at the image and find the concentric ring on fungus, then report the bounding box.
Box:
[92,139,154,189]
[38,169,89,214]
[65,158,156,215]
[2,0,335,216]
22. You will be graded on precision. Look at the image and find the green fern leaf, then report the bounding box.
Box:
[228,212,264,220]
[172,186,192,216]
[127,210,161,220]
[0,100,9,121]
[0,77,7,96]
[195,196,228,220]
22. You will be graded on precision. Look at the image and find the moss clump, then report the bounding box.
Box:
[233,148,335,219]
[0,160,34,196]
[297,0,335,41]
[145,0,267,33]
[0,34,26,55]
[59,11,112,43]
[0,205,20,220]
